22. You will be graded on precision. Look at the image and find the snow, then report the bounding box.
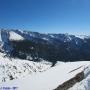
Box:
[69,76,90,90]
[0,30,2,42]
[65,34,72,41]
[42,37,49,41]
[0,52,52,84]
[1,30,90,90]
[49,34,55,38]
[0,61,90,90]
[69,64,90,90]
[9,31,24,41]
[75,35,90,39]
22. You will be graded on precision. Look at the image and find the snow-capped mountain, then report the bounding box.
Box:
[1,29,90,90]
[0,29,90,64]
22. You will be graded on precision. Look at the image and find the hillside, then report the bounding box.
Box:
[0,29,90,90]
[1,29,90,64]
[0,61,90,90]
[0,52,51,84]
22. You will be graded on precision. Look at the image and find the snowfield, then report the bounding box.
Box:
[0,55,90,90]
[9,31,24,41]
[0,52,52,84]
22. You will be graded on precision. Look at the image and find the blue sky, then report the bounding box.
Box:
[0,0,90,34]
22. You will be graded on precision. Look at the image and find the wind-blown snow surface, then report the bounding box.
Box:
[0,60,90,90]
[0,52,52,84]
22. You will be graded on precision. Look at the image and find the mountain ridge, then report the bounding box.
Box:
[0,29,90,64]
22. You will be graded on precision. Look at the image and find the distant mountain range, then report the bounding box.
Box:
[0,29,90,65]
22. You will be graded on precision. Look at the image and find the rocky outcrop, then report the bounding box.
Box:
[54,71,84,90]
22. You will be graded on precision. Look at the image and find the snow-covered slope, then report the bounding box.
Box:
[0,30,2,42]
[1,29,90,63]
[0,52,52,84]
[69,64,90,90]
[69,75,90,90]
[75,35,90,39]
[9,31,24,41]
[0,30,25,52]
[0,61,90,90]
[1,29,90,90]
